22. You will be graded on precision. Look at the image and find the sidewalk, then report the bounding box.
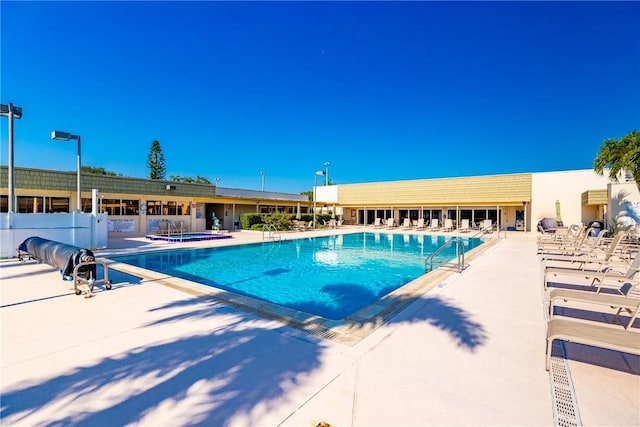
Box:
[1,231,638,426]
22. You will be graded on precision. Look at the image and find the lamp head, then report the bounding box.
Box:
[0,104,22,119]
[51,130,75,141]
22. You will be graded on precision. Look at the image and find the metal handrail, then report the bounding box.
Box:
[471,225,494,239]
[262,224,282,242]
[425,237,467,273]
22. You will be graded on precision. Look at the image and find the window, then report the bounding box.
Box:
[49,197,70,213]
[473,209,486,222]
[487,209,499,224]
[103,198,121,215]
[81,198,92,213]
[122,199,139,215]
[178,203,189,215]
[147,200,161,215]
[0,195,6,212]
[17,196,39,213]
[165,201,178,215]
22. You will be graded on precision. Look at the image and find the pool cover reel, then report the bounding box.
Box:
[17,236,112,296]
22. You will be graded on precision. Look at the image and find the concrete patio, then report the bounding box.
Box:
[1,229,638,426]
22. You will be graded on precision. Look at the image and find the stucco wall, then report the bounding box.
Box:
[531,170,610,227]
[608,181,640,226]
[315,185,339,203]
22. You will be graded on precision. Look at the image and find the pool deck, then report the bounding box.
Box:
[1,227,638,426]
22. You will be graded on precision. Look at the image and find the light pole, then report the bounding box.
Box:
[260,171,266,191]
[313,170,325,228]
[324,162,330,185]
[51,130,82,212]
[215,177,220,186]
[1,103,23,212]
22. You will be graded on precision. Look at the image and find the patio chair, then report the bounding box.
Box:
[428,218,440,232]
[373,218,383,228]
[415,218,427,230]
[549,287,640,330]
[386,218,396,228]
[443,218,454,232]
[400,218,411,229]
[459,219,471,233]
[538,226,593,255]
[544,251,640,293]
[542,231,628,271]
[545,318,640,370]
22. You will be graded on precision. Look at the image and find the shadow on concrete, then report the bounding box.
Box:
[1,289,486,425]
[552,306,640,374]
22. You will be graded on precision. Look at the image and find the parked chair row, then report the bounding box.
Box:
[542,236,640,371]
[368,217,489,233]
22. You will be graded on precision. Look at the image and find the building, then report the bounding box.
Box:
[0,166,309,237]
[314,169,611,231]
[0,166,615,237]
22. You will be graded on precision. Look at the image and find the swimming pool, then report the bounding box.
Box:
[112,232,483,320]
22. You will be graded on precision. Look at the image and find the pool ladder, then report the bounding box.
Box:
[262,224,282,242]
[425,237,468,273]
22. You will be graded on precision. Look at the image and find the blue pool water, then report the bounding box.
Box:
[112,232,483,320]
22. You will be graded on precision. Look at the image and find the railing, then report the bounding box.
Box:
[167,220,181,237]
[262,224,282,242]
[470,227,488,239]
[470,223,503,239]
[425,237,468,273]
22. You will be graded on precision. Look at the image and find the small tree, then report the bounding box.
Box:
[80,166,122,176]
[594,130,640,191]
[170,175,212,184]
[147,140,166,180]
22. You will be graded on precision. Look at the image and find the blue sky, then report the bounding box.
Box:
[1,1,638,194]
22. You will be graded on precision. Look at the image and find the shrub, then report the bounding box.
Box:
[263,211,293,230]
[239,212,333,230]
[239,213,265,230]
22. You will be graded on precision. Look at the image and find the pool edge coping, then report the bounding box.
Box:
[102,235,499,345]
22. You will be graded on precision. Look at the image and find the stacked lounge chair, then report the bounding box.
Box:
[540,227,640,371]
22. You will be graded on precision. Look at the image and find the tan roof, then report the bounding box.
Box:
[338,173,532,206]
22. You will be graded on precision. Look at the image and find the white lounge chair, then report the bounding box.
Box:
[544,251,640,293]
[542,231,628,271]
[443,218,454,232]
[549,287,640,330]
[459,219,471,233]
[545,318,640,371]
[373,218,383,228]
[386,218,396,228]
[415,218,427,230]
[538,227,595,256]
[428,218,440,232]
[400,218,411,229]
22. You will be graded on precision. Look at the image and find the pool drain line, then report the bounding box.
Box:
[549,341,582,427]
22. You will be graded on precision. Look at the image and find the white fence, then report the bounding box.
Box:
[0,212,108,258]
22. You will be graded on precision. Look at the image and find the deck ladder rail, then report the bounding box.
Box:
[425,237,468,273]
[262,224,282,242]
[167,220,183,241]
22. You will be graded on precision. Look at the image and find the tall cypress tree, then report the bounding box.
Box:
[147,140,166,180]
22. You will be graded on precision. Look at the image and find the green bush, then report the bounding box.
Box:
[264,211,293,230]
[239,213,265,230]
[239,212,333,230]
